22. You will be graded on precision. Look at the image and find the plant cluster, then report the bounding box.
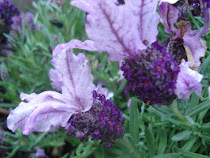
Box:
[0,0,210,158]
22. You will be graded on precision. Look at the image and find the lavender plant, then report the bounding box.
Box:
[1,0,210,158]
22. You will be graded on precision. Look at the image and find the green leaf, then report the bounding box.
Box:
[201,122,210,132]
[188,100,210,117]
[145,128,155,157]
[151,153,180,158]
[182,136,197,151]
[199,55,210,74]
[158,128,167,154]
[176,148,209,158]
[172,130,192,142]
[129,98,140,146]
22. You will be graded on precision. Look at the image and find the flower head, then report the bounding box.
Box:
[121,44,180,106]
[7,40,100,135]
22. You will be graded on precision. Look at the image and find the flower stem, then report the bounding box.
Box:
[120,137,141,158]
[170,102,191,127]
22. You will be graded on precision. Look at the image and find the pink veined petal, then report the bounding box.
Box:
[51,40,97,112]
[71,0,160,61]
[128,0,160,46]
[7,91,80,135]
[49,68,63,91]
[174,60,203,100]
[159,2,180,36]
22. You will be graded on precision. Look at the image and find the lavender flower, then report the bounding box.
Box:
[7,40,97,134]
[69,0,207,102]
[7,40,124,145]
[0,0,20,25]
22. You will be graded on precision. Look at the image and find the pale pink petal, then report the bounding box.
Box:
[7,92,79,135]
[175,60,203,100]
[71,0,160,61]
[51,40,96,112]
[159,2,180,35]
[49,68,63,91]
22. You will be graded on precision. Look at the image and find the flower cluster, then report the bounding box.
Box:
[66,91,125,147]
[121,43,179,106]
[0,0,20,25]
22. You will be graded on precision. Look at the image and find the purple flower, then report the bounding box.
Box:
[174,60,203,100]
[35,147,47,158]
[121,45,180,106]
[49,68,63,91]
[7,40,101,135]
[0,0,20,25]
[11,12,40,34]
[70,0,160,61]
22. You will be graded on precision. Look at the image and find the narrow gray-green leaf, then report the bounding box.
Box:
[172,130,192,142]
[129,98,140,146]
[145,128,155,157]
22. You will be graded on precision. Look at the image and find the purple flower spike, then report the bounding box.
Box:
[70,0,160,61]
[121,46,179,106]
[66,91,125,147]
[7,40,99,135]
[175,60,203,100]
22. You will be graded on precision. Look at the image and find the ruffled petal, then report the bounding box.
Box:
[51,40,96,112]
[71,0,160,61]
[159,2,180,35]
[49,68,63,91]
[7,91,79,135]
[175,60,203,100]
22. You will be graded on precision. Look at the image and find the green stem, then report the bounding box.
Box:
[120,137,141,158]
[170,102,191,127]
